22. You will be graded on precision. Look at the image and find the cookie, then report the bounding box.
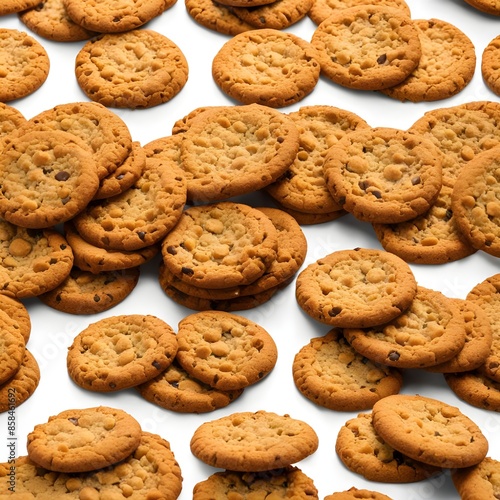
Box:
[0,221,74,299]
[231,0,313,30]
[170,106,227,135]
[73,157,187,251]
[0,0,40,15]
[463,0,500,15]
[323,127,443,224]
[271,202,348,225]
[445,370,500,412]
[451,145,500,257]
[0,310,26,386]
[482,35,500,96]
[26,406,142,473]
[214,0,278,8]
[64,221,158,274]
[137,358,243,413]
[0,349,40,413]
[343,286,467,369]
[295,247,418,329]
[93,141,146,200]
[381,18,476,102]
[335,412,441,483]
[66,314,178,392]
[427,298,493,373]
[193,467,318,500]
[179,104,300,202]
[0,103,26,142]
[453,457,500,499]
[0,295,31,344]
[265,105,370,215]
[467,273,500,383]
[37,266,140,314]
[212,29,321,108]
[161,202,278,290]
[0,28,50,102]
[373,184,477,265]
[190,410,319,471]
[308,0,411,26]
[0,432,183,498]
[292,328,403,411]
[63,0,171,33]
[21,101,133,181]
[185,0,254,36]
[18,0,98,42]
[324,487,393,500]
[175,310,278,391]
[371,394,489,469]
[0,130,100,229]
[310,5,421,91]
[75,29,189,109]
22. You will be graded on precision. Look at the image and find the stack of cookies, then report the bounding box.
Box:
[2,406,183,498]
[159,202,308,311]
[190,410,320,498]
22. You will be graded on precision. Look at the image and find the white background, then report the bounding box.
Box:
[1,1,500,498]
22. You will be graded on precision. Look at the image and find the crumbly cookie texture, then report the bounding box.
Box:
[311,5,421,91]
[295,247,417,328]
[0,0,40,15]
[66,314,178,392]
[482,35,500,96]
[324,487,393,500]
[190,410,319,471]
[26,406,142,473]
[371,394,489,469]
[453,457,500,499]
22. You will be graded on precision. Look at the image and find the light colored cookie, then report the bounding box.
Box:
[482,35,500,96]
[324,487,393,500]
[0,103,26,143]
[453,457,500,500]
[26,406,142,473]
[0,0,40,15]
[0,294,31,344]
[190,410,319,471]
[0,309,26,386]
[463,0,500,15]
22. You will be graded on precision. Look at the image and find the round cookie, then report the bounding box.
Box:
[75,29,189,109]
[1,432,183,499]
[381,18,476,103]
[373,184,477,265]
[482,35,500,96]
[343,287,467,369]
[18,0,98,42]
[451,145,500,257]
[265,105,370,215]
[323,127,443,224]
[0,221,74,299]
[0,0,40,15]
[371,394,489,469]
[272,202,348,225]
[0,130,100,229]
[335,412,441,483]
[324,487,393,500]
[193,467,318,500]
[292,329,403,411]
[427,298,493,373]
[295,247,418,329]
[463,0,500,15]
[73,157,187,251]
[212,29,321,108]
[63,0,171,33]
[179,104,300,202]
[445,370,500,412]
[175,310,278,391]
[37,266,140,314]
[467,273,500,383]
[64,221,158,274]
[161,202,278,290]
[190,410,319,471]
[0,103,26,143]
[308,0,411,26]
[231,0,313,30]
[137,358,243,413]
[26,406,142,473]
[66,314,178,392]
[453,457,500,500]
[310,5,421,91]
[0,28,50,102]
[0,349,40,413]
[0,294,31,344]
[0,310,26,385]
[185,0,254,36]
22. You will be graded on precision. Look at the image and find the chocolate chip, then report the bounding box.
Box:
[93,295,100,303]
[61,196,70,205]
[328,306,342,317]
[388,351,400,361]
[166,245,177,255]
[182,266,194,276]
[137,231,146,241]
[444,209,453,221]
[377,54,387,64]
[411,176,421,185]
[371,190,382,199]
[68,417,79,425]
[359,180,369,191]
[152,360,162,370]
[277,136,285,143]
[55,171,70,181]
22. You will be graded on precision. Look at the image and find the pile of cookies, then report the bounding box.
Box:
[1,405,183,498]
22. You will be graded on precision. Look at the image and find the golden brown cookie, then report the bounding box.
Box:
[212,29,321,108]
[0,294,31,344]
[452,457,500,500]
[482,35,500,96]
[0,310,26,386]
[0,0,40,15]
[26,406,142,473]
[66,314,178,392]
[324,487,393,500]
[0,103,26,143]
[463,0,500,15]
